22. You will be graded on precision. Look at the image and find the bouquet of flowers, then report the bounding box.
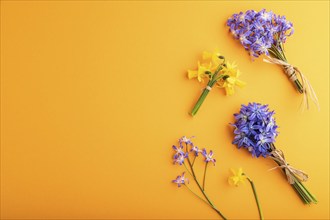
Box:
[171,136,227,219]
[188,51,245,116]
[231,103,317,204]
[227,9,319,109]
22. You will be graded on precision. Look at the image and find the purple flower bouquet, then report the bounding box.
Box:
[231,103,317,204]
[227,9,319,109]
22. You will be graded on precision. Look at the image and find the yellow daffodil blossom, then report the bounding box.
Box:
[217,62,246,96]
[188,51,224,82]
[188,61,212,82]
[188,51,246,116]
[202,51,222,70]
[222,76,246,96]
[228,168,247,186]
[221,61,238,77]
[228,168,264,219]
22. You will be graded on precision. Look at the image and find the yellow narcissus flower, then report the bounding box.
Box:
[221,62,238,77]
[188,51,246,116]
[188,51,224,82]
[188,61,211,82]
[217,61,246,96]
[202,51,222,69]
[228,168,247,186]
[228,168,264,219]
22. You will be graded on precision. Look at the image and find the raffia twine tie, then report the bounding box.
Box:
[205,86,212,91]
[263,56,320,111]
[268,149,308,184]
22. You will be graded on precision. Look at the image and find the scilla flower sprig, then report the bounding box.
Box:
[229,168,264,220]
[231,103,317,204]
[227,9,319,110]
[172,136,227,219]
[188,51,245,116]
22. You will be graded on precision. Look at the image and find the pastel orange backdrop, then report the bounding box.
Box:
[1,1,329,219]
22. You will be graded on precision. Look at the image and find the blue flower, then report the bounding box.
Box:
[191,145,201,156]
[173,143,188,165]
[172,172,189,187]
[202,149,216,165]
[172,145,184,156]
[227,9,294,58]
[173,152,188,165]
[258,9,273,22]
[173,136,196,165]
[179,136,194,146]
[231,103,278,158]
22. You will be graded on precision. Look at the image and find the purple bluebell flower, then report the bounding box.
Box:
[258,9,273,22]
[227,9,294,58]
[190,145,201,156]
[231,103,278,158]
[202,149,216,165]
[172,172,189,187]
[172,145,184,156]
[173,152,188,165]
[179,136,194,146]
[172,145,185,155]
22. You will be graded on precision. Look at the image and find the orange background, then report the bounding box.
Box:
[1,1,329,219]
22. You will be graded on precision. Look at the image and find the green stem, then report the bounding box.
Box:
[246,177,264,220]
[184,184,208,205]
[191,155,197,167]
[190,84,211,116]
[294,80,304,94]
[268,46,304,94]
[186,155,227,219]
[202,162,208,190]
[190,65,224,116]
[270,144,317,204]
[183,162,193,177]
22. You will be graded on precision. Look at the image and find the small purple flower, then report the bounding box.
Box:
[190,145,201,156]
[202,149,216,165]
[179,136,194,146]
[173,152,188,165]
[172,172,189,187]
[259,9,273,22]
[172,145,184,156]
[231,103,278,158]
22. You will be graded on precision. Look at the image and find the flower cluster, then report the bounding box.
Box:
[230,103,316,204]
[188,51,245,95]
[188,51,246,116]
[172,136,216,167]
[231,103,278,157]
[227,9,294,58]
[171,136,226,219]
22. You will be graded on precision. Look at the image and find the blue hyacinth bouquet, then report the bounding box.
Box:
[227,9,319,109]
[231,103,317,204]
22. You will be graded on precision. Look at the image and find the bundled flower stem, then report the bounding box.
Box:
[227,9,319,109]
[172,136,227,219]
[229,168,264,220]
[269,144,317,204]
[188,51,245,116]
[266,39,304,94]
[231,103,317,204]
